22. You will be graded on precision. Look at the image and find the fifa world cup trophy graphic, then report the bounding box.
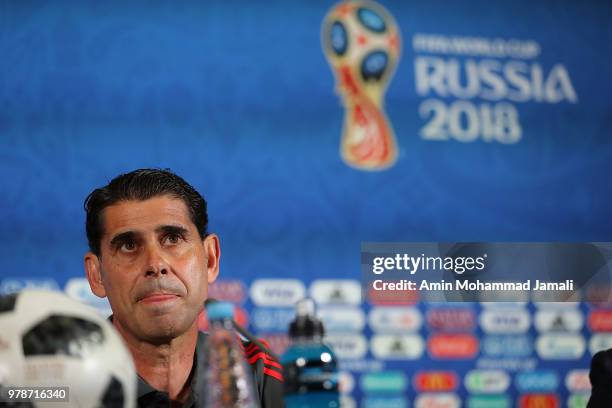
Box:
[322,1,401,171]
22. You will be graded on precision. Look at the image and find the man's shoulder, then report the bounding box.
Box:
[195,331,283,383]
[239,338,284,383]
[239,337,285,408]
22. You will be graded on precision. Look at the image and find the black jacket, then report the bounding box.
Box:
[588,349,612,408]
[136,331,285,408]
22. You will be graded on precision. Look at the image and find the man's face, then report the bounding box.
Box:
[85,195,219,344]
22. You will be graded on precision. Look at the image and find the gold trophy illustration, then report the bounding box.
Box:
[322,1,401,171]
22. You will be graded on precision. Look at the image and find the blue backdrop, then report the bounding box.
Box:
[1,1,611,406]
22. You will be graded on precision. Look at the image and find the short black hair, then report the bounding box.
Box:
[84,168,208,256]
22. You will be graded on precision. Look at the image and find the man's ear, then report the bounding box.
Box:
[85,252,107,298]
[203,234,220,284]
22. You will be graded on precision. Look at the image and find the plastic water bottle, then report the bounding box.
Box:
[204,301,258,408]
[281,298,339,408]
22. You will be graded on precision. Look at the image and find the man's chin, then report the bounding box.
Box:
[140,319,192,344]
[136,309,197,343]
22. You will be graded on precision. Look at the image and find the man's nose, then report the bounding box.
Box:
[144,244,169,277]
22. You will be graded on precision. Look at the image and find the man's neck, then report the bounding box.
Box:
[113,319,198,403]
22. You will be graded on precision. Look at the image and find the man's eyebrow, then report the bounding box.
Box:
[109,231,140,247]
[156,225,190,236]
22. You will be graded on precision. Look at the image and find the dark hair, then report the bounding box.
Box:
[84,168,208,256]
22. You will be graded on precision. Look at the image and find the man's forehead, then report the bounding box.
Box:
[101,196,194,236]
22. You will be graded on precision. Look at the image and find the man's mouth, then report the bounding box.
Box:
[139,293,180,304]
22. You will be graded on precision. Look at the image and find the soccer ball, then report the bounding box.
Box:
[0,290,136,407]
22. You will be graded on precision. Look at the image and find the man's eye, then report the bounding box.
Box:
[164,233,182,245]
[120,241,137,252]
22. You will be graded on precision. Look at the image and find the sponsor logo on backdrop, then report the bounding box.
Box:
[533,301,580,309]
[518,394,558,408]
[414,393,460,408]
[340,396,356,408]
[1,278,59,294]
[64,278,111,316]
[249,279,305,306]
[413,33,578,145]
[310,280,361,305]
[340,359,384,373]
[338,371,355,394]
[482,335,533,358]
[532,291,582,303]
[466,395,511,408]
[362,396,407,408]
[413,371,458,392]
[586,286,612,305]
[251,308,295,332]
[208,280,246,304]
[476,357,537,372]
[325,334,368,360]
[479,308,530,334]
[360,371,406,393]
[588,310,612,332]
[565,370,591,392]
[534,309,583,332]
[478,290,530,303]
[515,370,559,393]
[368,306,422,332]
[567,394,590,408]
[589,334,612,355]
[536,334,585,360]
[370,334,424,360]
[321,1,401,171]
[426,307,476,331]
[318,307,365,332]
[428,334,478,359]
[480,301,527,308]
[464,370,510,394]
[367,285,419,304]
